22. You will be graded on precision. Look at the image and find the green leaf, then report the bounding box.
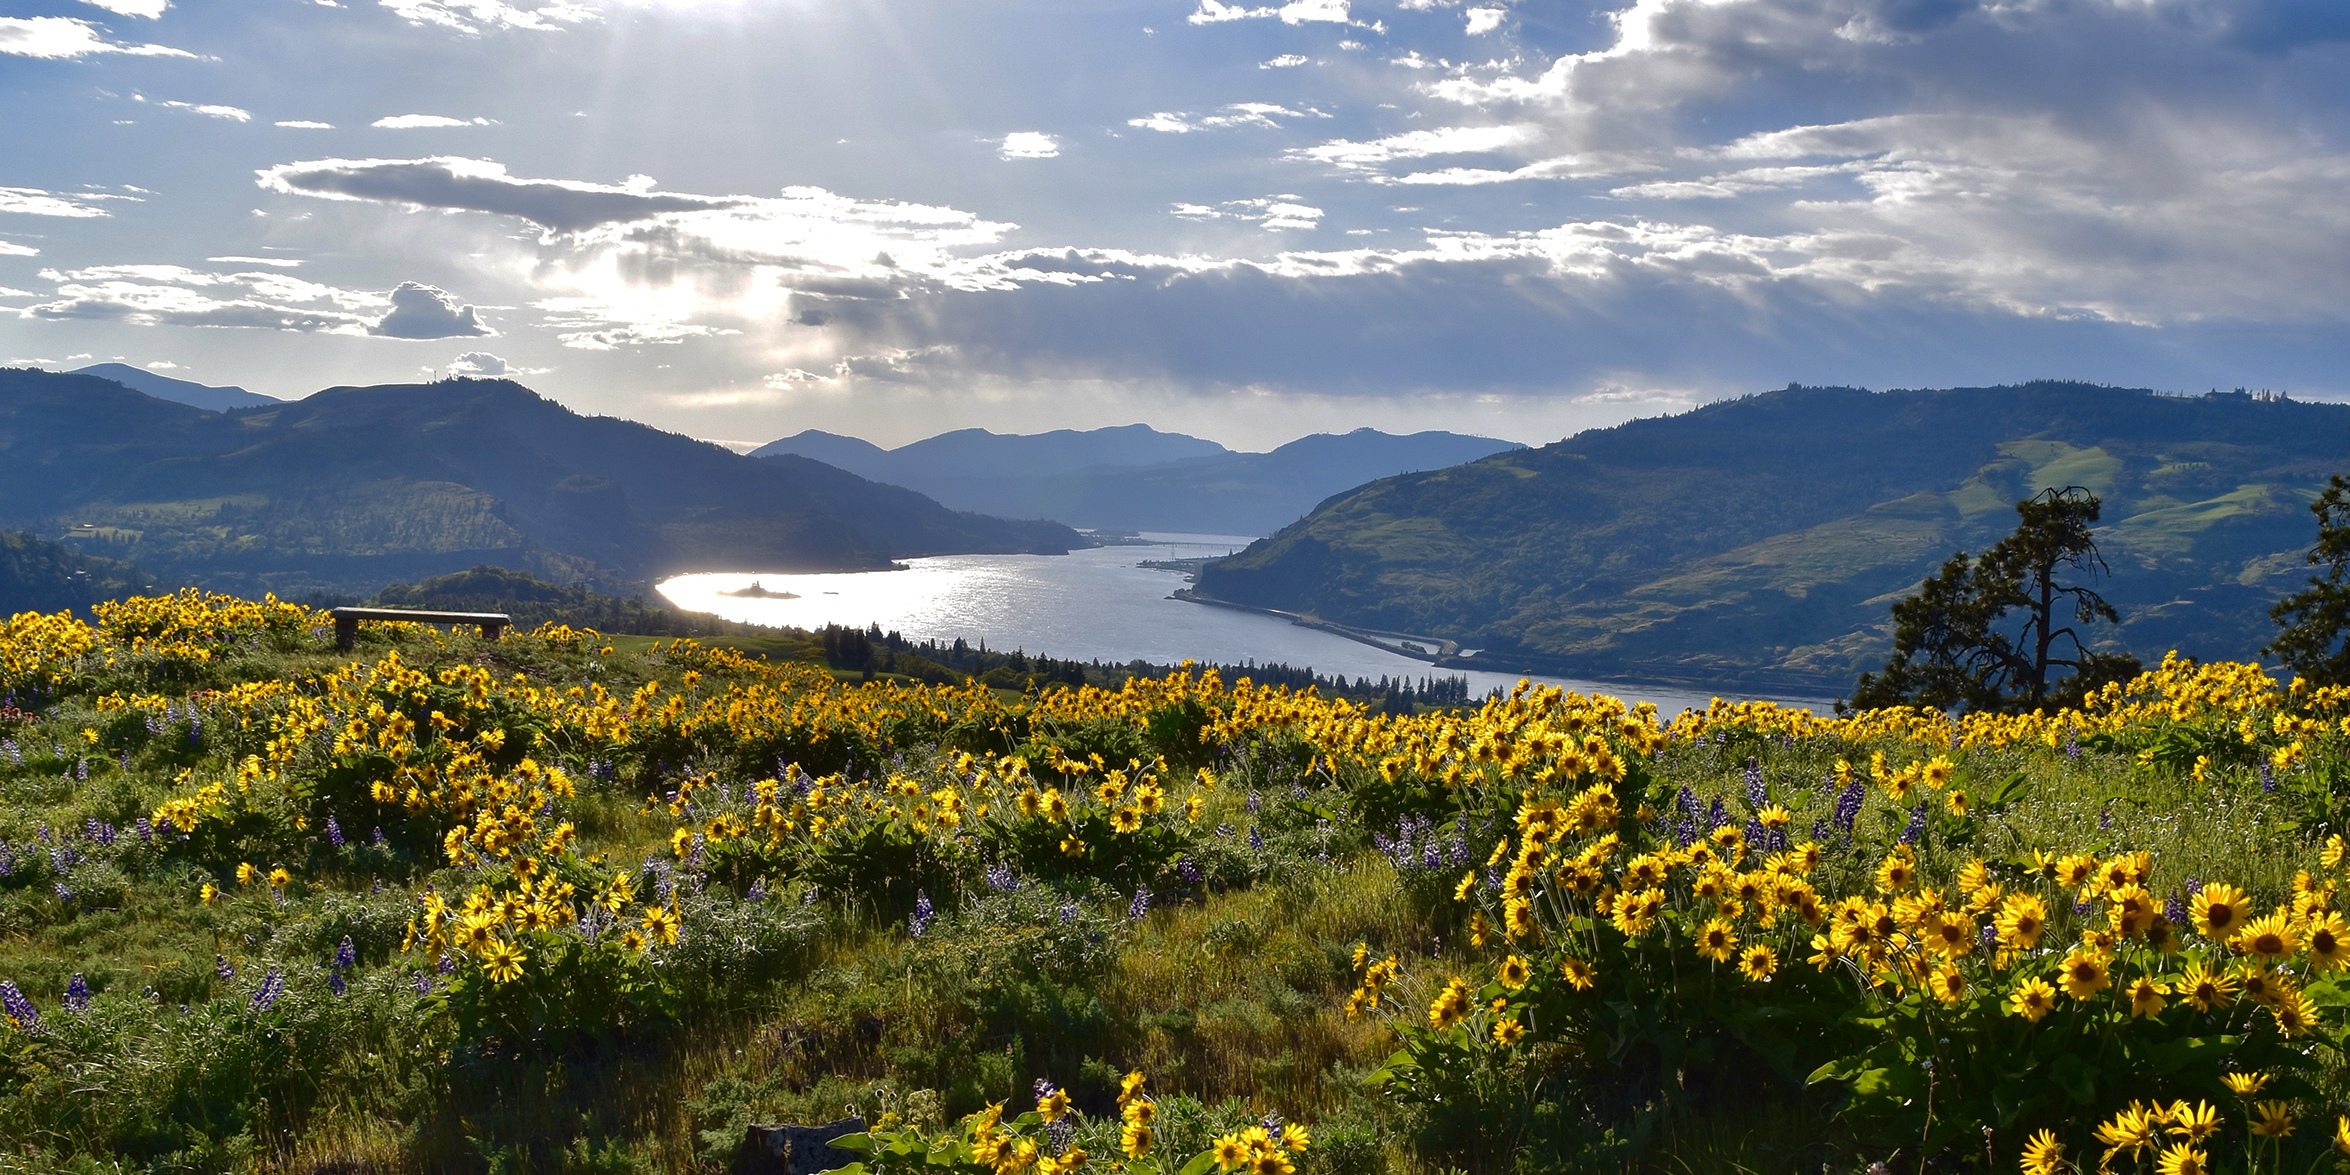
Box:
[1177,1151,1223,1175]
[2051,1053,2098,1104]
[831,1134,877,1155]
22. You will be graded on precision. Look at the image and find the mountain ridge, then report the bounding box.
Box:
[70,363,281,411]
[0,369,1078,598]
[1191,382,2339,691]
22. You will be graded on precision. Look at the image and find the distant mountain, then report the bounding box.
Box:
[0,529,165,615]
[753,424,1231,481]
[1193,382,2346,693]
[371,565,761,638]
[0,369,1078,598]
[71,363,280,411]
[755,425,1520,535]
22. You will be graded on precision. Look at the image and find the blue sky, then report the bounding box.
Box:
[2,0,2347,449]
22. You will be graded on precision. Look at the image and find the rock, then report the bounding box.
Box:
[731,1116,865,1175]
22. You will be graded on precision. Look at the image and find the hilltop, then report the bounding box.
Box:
[756,424,1520,535]
[70,363,280,412]
[0,529,165,615]
[0,369,1077,598]
[1193,382,2342,692]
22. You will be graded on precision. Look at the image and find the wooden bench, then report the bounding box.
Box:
[330,607,511,651]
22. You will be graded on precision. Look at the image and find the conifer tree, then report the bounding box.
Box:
[1848,487,2139,713]
[2267,474,2350,685]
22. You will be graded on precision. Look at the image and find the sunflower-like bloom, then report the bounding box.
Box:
[2095,1104,2160,1163]
[1925,912,1977,958]
[2249,1101,2297,1138]
[1211,1135,1250,1171]
[2308,913,2350,972]
[2125,975,2168,1018]
[1428,977,1474,1030]
[1497,955,1531,990]
[1996,893,2049,951]
[2168,1100,2219,1142]
[641,904,680,946]
[1037,1088,1071,1123]
[268,867,291,889]
[1738,946,1775,982]
[1120,1122,1152,1158]
[2020,1129,2064,1175]
[2178,963,2236,1012]
[1927,964,1966,1006]
[2055,853,2100,890]
[2060,950,2112,1000]
[2271,988,2313,1037]
[1696,918,1738,963]
[1873,855,1916,894]
[2154,1143,2210,1175]
[2222,1071,2270,1098]
[481,937,526,984]
[1109,806,1142,834]
[2011,977,2057,1022]
[1559,955,1596,990]
[2234,912,2298,960]
[2191,883,2249,939]
[1491,1017,1524,1046]
[2334,1114,2350,1157]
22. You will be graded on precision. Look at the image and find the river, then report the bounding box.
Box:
[658,533,1833,715]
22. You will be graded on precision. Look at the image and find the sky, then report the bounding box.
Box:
[2,0,2347,451]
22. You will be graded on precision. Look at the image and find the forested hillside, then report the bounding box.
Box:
[0,369,1077,598]
[1194,383,2340,692]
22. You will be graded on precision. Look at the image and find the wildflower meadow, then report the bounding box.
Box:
[0,589,2345,1174]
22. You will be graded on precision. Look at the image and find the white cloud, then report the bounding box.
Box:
[0,241,38,258]
[372,114,495,129]
[275,120,335,129]
[21,265,388,334]
[1260,54,1309,68]
[161,101,253,122]
[0,187,117,218]
[143,359,177,369]
[80,0,169,17]
[1128,103,1329,133]
[1171,196,1325,230]
[206,255,302,267]
[1463,6,1504,34]
[0,16,193,58]
[0,286,37,298]
[377,0,598,34]
[1187,0,1348,24]
[371,281,493,338]
[443,350,543,377]
[1290,124,1532,170]
[998,132,1060,160]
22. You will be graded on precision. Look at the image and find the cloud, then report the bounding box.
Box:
[1261,54,1309,67]
[1463,6,1504,34]
[80,0,168,17]
[372,114,495,128]
[257,157,741,232]
[275,120,335,129]
[998,132,1060,160]
[370,281,493,338]
[0,16,193,58]
[1171,196,1324,230]
[443,350,543,377]
[0,187,117,218]
[1289,125,1532,170]
[378,0,599,34]
[161,101,253,122]
[0,241,38,258]
[1128,103,1330,133]
[1187,0,1348,24]
[21,265,387,334]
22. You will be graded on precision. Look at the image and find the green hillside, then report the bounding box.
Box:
[1192,382,2342,692]
[0,529,165,616]
[0,369,1078,597]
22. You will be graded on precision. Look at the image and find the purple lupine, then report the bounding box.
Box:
[2165,890,2190,927]
[1248,826,1265,851]
[2064,727,2081,761]
[1898,801,1928,846]
[1832,781,1866,832]
[250,968,284,1012]
[1705,796,1728,831]
[52,882,72,903]
[1674,819,1697,848]
[438,953,456,976]
[63,974,89,1013]
[1057,901,1079,924]
[1246,790,1262,815]
[325,816,345,850]
[216,954,235,980]
[135,817,152,844]
[1128,885,1153,919]
[747,878,767,902]
[985,862,1019,892]
[1675,785,1698,817]
[414,973,433,995]
[1810,818,1829,842]
[333,936,357,971]
[2261,762,2277,794]
[74,758,86,782]
[1744,757,1766,808]
[372,827,387,848]
[329,971,347,997]
[910,891,935,938]
[0,981,37,1028]
[1177,856,1201,884]
[1743,817,1767,851]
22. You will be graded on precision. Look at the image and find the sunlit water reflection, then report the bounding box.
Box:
[659,533,1830,716]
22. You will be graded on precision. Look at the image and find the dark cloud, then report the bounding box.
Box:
[257,157,741,233]
[370,282,493,339]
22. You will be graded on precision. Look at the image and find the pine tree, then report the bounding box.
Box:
[2266,474,2350,685]
[1847,487,2140,713]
